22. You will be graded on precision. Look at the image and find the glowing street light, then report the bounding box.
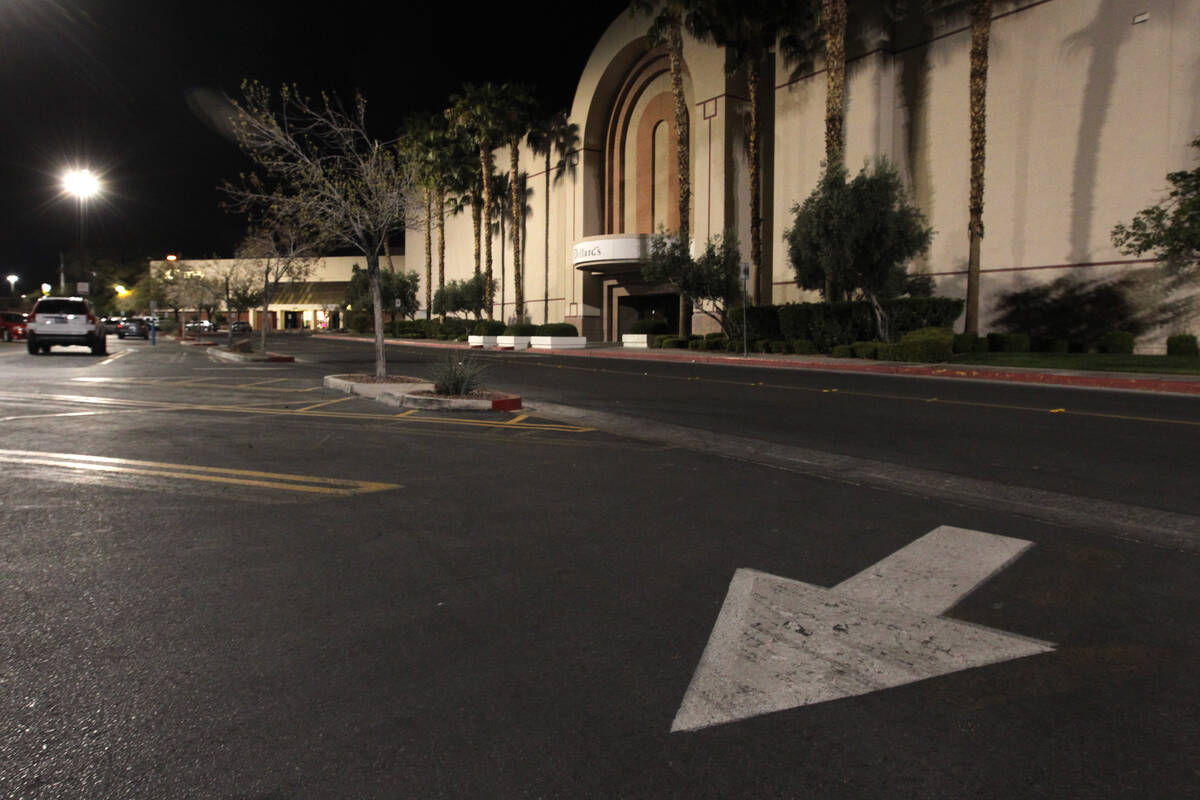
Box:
[62,168,102,290]
[41,283,52,295]
[5,274,16,296]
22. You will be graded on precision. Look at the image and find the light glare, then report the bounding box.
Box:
[63,169,100,198]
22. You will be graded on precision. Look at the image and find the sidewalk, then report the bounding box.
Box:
[312,334,1200,397]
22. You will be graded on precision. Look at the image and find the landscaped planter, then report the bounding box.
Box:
[468,334,497,348]
[622,333,653,348]
[496,335,531,351]
[530,336,587,350]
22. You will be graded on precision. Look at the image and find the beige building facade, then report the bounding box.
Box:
[147,254,404,330]
[407,0,1199,342]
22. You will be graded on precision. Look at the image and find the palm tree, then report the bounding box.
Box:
[400,114,439,316]
[687,0,815,306]
[527,111,578,323]
[495,85,539,323]
[964,0,992,336]
[631,0,693,335]
[821,0,847,169]
[447,83,508,318]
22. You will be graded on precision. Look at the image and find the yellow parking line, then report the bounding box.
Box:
[395,409,419,417]
[0,449,399,496]
[295,396,356,412]
[506,413,531,424]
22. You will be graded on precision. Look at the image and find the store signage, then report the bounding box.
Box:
[571,236,650,267]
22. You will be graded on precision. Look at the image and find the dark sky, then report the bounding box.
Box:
[0,0,630,287]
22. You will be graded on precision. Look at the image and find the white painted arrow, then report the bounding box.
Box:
[672,526,1054,733]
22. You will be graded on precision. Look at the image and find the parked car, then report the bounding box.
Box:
[102,317,121,334]
[26,296,106,355]
[1,311,27,341]
[185,319,215,332]
[116,317,151,339]
[230,321,252,334]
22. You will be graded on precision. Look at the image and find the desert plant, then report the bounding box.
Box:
[428,353,489,396]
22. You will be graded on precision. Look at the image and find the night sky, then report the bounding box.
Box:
[0,0,631,288]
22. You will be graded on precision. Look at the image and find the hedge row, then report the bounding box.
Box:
[726,297,965,352]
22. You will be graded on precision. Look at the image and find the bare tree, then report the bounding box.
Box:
[235,221,320,353]
[224,82,411,377]
[211,255,265,347]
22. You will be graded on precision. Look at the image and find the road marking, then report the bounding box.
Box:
[506,413,531,425]
[0,391,593,432]
[98,350,131,367]
[295,395,356,412]
[0,449,399,496]
[671,525,1054,733]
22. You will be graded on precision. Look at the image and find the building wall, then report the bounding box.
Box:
[408,0,1199,340]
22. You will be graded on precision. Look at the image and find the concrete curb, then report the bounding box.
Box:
[312,333,1200,397]
[323,374,521,411]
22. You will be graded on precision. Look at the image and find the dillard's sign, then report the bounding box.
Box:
[571,236,651,267]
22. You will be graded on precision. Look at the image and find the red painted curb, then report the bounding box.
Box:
[490,393,522,411]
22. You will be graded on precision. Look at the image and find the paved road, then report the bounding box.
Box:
[1,335,1197,798]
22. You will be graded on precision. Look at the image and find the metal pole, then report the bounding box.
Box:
[742,277,748,358]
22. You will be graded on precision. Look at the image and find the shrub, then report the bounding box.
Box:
[774,297,964,352]
[831,344,855,358]
[428,353,489,396]
[704,337,727,351]
[535,322,579,336]
[987,332,1030,353]
[851,341,879,359]
[349,313,372,334]
[791,339,819,355]
[992,276,1144,351]
[1032,337,1070,353]
[876,343,901,360]
[769,340,789,353]
[953,333,988,353]
[473,320,506,336]
[630,318,670,335]
[898,326,954,362]
[504,323,537,336]
[660,337,688,349]
[726,305,782,343]
[688,337,704,350]
[1166,334,1199,356]
[1098,330,1135,354]
[654,334,677,348]
[753,339,772,353]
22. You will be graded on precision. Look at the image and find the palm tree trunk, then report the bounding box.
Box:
[437,183,446,320]
[748,58,763,306]
[821,0,847,301]
[965,0,991,336]
[510,139,524,323]
[471,191,482,277]
[543,150,551,324]
[667,17,691,337]
[424,188,433,317]
[480,144,495,318]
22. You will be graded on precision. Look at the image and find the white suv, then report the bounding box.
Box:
[26,297,108,356]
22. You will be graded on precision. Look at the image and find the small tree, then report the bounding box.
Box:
[235,220,320,353]
[224,82,411,377]
[786,158,933,341]
[345,264,420,324]
[1112,135,1200,325]
[641,232,743,337]
[433,274,486,319]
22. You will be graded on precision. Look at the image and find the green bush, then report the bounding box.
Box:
[769,340,789,353]
[660,337,688,349]
[953,333,988,353]
[504,323,537,336]
[726,305,782,343]
[851,341,879,359]
[898,326,954,363]
[349,313,372,334]
[535,322,579,336]
[774,297,965,352]
[992,276,1144,352]
[725,338,743,352]
[876,343,901,360]
[753,339,772,353]
[1166,334,1199,357]
[1098,330,1135,354]
[629,318,670,335]
[704,337,727,351]
[831,344,855,358]
[987,332,1030,353]
[790,339,818,355]
[688,337,704,350]
[1032,337,1070,353]
[474,320,506,336]
[654,334,676,348]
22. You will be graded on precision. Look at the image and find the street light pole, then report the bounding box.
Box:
[62,169,100,294]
